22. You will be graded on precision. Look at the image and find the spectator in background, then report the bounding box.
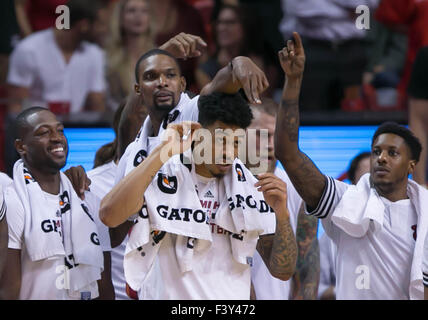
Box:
[89,93,147,299]
[14,0,68,38]
[408,47,428,187]
[280,0,379,111]
[196,4,279,98]
[375,0,428,105]
[150,0,207,92]
[14,0,112,47]
[106,0,156,110]
[363,19,407,110]
[7,0,107,115]
[318,151,371,300]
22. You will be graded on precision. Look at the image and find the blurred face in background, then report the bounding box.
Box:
[216,7,243,49]
[353,156,370,184]
[88,6,110,47]
[247,110,276,174]
[121,0,150,36]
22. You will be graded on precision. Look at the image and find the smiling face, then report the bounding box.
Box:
[216,7,244,49]
[370,133,416,193]
[15,110,68,174]
[135,54,186,114]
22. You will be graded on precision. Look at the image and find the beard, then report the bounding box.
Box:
[153,97,176,112]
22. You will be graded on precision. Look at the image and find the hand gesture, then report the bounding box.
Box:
[159,33,207,60]
[231,56,269,104]
[278,32,305,79]
[161,121,202,159]
[64,165,91,200]
[254,173,288,216]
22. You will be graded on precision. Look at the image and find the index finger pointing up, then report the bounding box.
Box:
[293,32,304,53]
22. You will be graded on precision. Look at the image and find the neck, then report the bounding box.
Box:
[54,29,81,53]
[375,181,408,202]
[195,164,214,178]
[27,165,61,195]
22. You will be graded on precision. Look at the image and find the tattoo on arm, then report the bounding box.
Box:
[257,214,297,281]
[292,204,320,300]
[275,97,326,208]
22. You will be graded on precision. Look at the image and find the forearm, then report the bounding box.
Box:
[275,77,325,208]
[200,61,240,96]
[96,252,115,300]
[269,210,298,281]
[100,143,168,227]
[293,239,320,299]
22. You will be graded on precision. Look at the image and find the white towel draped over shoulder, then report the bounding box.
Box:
[13,160,104,299]
[124,151,276,296]
[330,173,428,299]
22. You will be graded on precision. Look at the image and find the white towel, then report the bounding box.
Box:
[330,173,428,299]
[124,151,276,294]
[124,93,194,176]
[13,160,104,299]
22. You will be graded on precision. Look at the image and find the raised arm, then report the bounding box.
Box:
[275,32,326,209]
[200,56,269,105]
[100,122,201,227]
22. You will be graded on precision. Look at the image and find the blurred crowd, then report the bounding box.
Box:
[0,0,427,183]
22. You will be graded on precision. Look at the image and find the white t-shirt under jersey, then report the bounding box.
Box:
[251,167,302,300]
[307,176,417,300]
[6,187,109,300]
[88,161,131,300]
[156,173,252,299]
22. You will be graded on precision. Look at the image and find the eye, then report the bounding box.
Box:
[143,72,155,81]
[373,149,381,156]
[166,72,176,78]
[389,150,398,157]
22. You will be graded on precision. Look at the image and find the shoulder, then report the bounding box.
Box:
[0,173,12,188]
[3,185,24,216]
[88,161,117,180]
[14,29,51,52]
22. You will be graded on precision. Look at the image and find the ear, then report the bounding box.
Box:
[408,160,417,175]
[14,139,26,157]
[180,76,186,92]
[134,83,141,95]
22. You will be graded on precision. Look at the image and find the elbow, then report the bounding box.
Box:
[270,269,294,282]
[99,202,118,228]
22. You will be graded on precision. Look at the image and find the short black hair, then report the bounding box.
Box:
[372,122,422,162]
[348,151,371,184]
[67,0,104,26]
[14,106,49,140]
[197,92,253,129]
[134,48,181,83]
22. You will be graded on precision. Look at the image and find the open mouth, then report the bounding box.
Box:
[49,146,66,157]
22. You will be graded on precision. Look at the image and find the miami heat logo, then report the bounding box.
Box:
[235,163,246,182]
[157,173,178,194]
[133,149,147,167]
[59,191,71,214]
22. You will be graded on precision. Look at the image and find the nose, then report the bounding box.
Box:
[377,150,387,164]
[157,74,168,87]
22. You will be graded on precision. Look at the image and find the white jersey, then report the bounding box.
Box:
[318,232,337,299]
[115,92,199,186]
[307,176,417,300]
[7,28,106,113]
[88,161,130,300]
[155,173,252,299]
[5,187,109,300]
[0,172,12,188]
[251,167,302,300]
